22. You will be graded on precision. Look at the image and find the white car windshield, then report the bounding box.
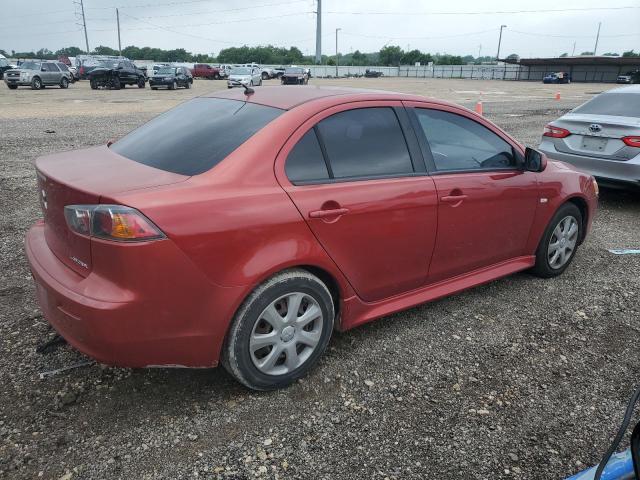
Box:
[231,67,251,75]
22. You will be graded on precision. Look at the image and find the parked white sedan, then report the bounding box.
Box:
[227,66,263,89]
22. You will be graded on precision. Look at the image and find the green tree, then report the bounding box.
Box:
[505,53,519,61]
[580,51,594,56]
[622,50,639,57]
[92,45,119,56]
[379,45,403,66]
[559,52,569,57]
[55,46,84,57]
[602,52,619,56]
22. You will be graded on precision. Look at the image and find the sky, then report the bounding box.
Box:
[2,0,639,58]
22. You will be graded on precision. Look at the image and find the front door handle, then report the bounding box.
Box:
[309,208,349,219]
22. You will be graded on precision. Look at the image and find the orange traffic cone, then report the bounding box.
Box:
[555,91,561,100]
[475,100,483,115]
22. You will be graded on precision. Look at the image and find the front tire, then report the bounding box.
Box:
[90,78,98,90]
[222,269,335,391]
[31,77,42,90]
[7,84,17,90]
[137,77,146,88]
[531,203,582,278]
[169,80,176,90]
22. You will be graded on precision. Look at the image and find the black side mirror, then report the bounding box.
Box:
[524,147,546,172]
[41,67,47,71]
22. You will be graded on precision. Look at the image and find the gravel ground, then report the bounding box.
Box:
[1,78,639,480]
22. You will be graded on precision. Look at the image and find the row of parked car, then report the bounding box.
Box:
[3,54,313,90]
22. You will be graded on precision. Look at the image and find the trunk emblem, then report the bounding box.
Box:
[589,124,602,133]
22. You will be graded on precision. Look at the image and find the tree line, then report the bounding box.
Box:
[2,44,638,65]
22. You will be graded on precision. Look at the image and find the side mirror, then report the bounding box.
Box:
[524,147,547,172]
[107,138,115,147]
[41,67,47,71]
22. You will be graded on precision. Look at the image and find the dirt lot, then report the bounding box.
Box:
[1,77,639,480]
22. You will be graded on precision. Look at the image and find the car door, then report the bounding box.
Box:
[44,63,59,84]
[405,102,540,283]
[253,68,261,84]
[275,102,438,302]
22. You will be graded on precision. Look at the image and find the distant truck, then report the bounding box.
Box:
[192,64,223,79]
[543,71,571,84]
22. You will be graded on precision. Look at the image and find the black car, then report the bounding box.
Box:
[281,67,309,85]
[0,55,14,79]
[542,71,571,84]
[149,66,193,90]
[88,59,146,90]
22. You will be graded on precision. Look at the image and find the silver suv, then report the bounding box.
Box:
[4,61,72,90]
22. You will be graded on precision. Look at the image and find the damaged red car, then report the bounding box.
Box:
[26,86,598,390]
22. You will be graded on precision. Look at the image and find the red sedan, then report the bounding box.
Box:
[26,87,598,390]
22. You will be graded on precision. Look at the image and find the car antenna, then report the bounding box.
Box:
[241,83,254,95]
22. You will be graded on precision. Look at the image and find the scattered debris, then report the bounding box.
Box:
[39,360,94,380]
[44,129,56,134]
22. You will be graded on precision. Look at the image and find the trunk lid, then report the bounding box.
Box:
[552,113,640,160]
[36,145,187,276]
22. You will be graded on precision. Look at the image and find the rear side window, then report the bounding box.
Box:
[316,107,413,179]
[285,129,329,184]
[111,98,283,175]
[414,109,517,171]
[573,93,640,118]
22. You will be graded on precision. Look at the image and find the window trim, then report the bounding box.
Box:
[287,106,419,185]
[407,105,525,175]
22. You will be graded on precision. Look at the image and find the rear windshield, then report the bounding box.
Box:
[111,98,283,175]
[573,92,640,118]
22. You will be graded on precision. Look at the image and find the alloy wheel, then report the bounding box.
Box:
[547,215,579,269]
[250,292,323,376]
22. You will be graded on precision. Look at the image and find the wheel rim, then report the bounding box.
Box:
[249,292,323,376]
[547,215,579,269]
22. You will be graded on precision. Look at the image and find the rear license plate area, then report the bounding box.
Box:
[582,136,607,152]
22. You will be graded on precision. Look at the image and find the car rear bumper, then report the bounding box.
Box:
[540,140,640,188]
[25,221,245,368]
[149,78,174,87]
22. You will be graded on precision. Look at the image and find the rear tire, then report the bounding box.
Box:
[169,80,176,90]
[90,78,98,90]
[531,203,582,278]
[137,77,146,88]
[185,80,191,89]
[222,269,335,391]
[60,77,69,89]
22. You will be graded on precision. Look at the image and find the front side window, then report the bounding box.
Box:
[45,63,60,72]
[316,107,413,179]
[414,109,517,172]
[111,98,283,176]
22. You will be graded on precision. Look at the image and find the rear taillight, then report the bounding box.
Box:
[543,124,571,138]
[79,66,84,76]
[64,205,165,242]
[622,136,640,148]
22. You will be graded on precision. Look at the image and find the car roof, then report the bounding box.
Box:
[205,86,451,111]
[607,85,640,94]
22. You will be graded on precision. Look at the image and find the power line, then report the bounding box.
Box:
[341,29,499,41]
[93,11,312,31]
[87,0,305,10]
[326,6,640,16]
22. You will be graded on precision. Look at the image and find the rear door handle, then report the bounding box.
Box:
[309,208,349,219]
[441,195,468,202]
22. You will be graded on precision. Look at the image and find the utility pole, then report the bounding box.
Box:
[79,0,90,54]
[335,27,341,77]
[593,22,601,55]
[478,44,482,60]
[116,8,122,56]
[572,41,576,56]
[496,25,507,62]
[315,0,322,64]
